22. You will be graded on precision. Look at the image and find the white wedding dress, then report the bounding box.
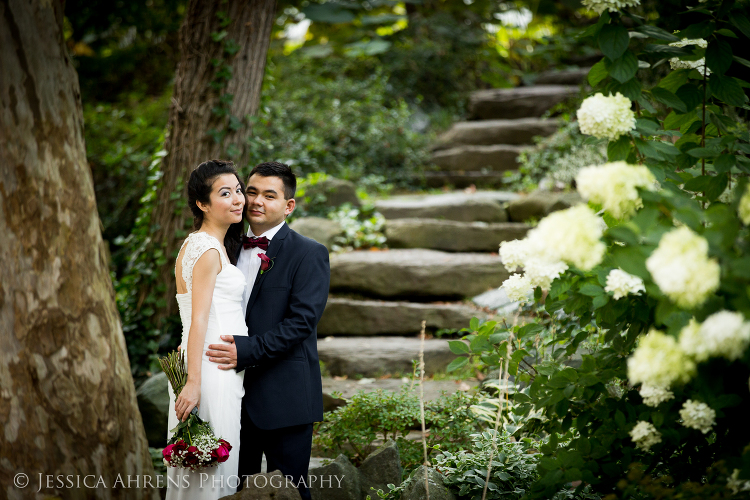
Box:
[166,232,248,499]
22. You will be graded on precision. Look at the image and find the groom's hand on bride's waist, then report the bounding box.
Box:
[207,335,237,370]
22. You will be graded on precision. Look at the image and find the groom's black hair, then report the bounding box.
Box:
[248,161,296,200]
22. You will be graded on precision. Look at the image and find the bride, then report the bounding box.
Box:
[166,160,248,499]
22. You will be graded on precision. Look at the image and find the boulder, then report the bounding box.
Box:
[385,218,530,252]
[309,454,361,500]
[401,466,456,500]
[359,440,403,500]
[329,249,508,299]
[431,145,524,172]
[374,191,517,223]
[434,118,561,149]
[468,85,580,120]
[298,177,360,210]
[318,297,485,336]
[222,470,301,500]
[535,67,590,85]
[317,336,458,377]
[289,217,342,251]
[506,191,582,222]
[136,372,169,447]
[322,392,347,412]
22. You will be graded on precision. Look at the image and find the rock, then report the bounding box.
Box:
[472,287,524,316]
[323,392,347,412]
[468,85,581,120]
[223,470,302,500]
[318,297,485,336]
[434,118,561,150]
[289,217,342,251]
[431,145,524,172]
[401,466,456,500]
[374,191,518,223]
[385,218,530,252]
[298,177,360,210]
[359,440,403,500]
[422,171,507,189]
[136,372,169,447]
[506,191,582,222]
[309,454,361,500]
[329,249,508,299]
[317,337,459,377]
[535,67,590,85]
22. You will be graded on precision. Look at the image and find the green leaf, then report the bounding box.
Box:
[608,134,632,161]
[658,69,691,93]
[446,357,469,372]
[675,83,703,111]
[608,50,639,83]
[579,284,605,296]
[734,55,750,70]
[302,4,356,23]
[706,39,733,75]
[730,13,750,39]
[593,294,610,309]
[706,174,729,201]
[448,340,470,355]
[650,87,687,113]
[714,154,736,174]
[612,78,642,101]
[686,147,720,158]
[716,28,738,38]
[599,24,630,60]
[588,59,609,87]
[683,175,714,192]
[635,118,660,136]
[470,335,491,353]
[469,317,479,331]
[634,25,679,41]
[709,74,749,107]
[643,44,693,59]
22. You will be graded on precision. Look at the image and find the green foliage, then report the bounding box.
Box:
[313,388,485,474]
[327,203,387,251]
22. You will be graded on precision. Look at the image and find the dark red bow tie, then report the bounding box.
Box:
[242,235,269,250]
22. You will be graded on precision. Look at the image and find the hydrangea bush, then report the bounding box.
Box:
[454,0,750,497]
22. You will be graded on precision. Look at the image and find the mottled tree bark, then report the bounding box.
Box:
[0,0,158,498]
[147,0,276,325]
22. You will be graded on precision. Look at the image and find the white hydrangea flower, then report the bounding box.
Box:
[640,384,674,407]
[502,274,533,303]
[525,205,606,271]
[523,258,569,290]
[669,38,710,76]
[679,399,716,434]
[645,226,720,309]
[605,269,646,299]
[739,184,750,225]
[628,329,696,387]
[680,311,750,362]
[581,0,640,14]
[499,239,529,272]
[629,421,662,451]
[727,469,750,495]
[577,93,636,141]
[576,162,657,219]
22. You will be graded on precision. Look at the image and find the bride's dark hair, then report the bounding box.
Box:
[187,159,245,265]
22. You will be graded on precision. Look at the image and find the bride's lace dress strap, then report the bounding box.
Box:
[178,232,227,293]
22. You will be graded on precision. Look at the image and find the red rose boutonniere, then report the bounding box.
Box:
[258,253,274,274]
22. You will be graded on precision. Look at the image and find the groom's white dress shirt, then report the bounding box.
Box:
[237,220,286,316]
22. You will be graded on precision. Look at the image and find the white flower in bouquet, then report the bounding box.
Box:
[630,421,662,451]
[739,184,750,225]
[581,0,640,14]
[679,311,750,362]
[523,258,569,290]
[640,384,674,407]
[628,329,696,387]
[499,239,530,272]
[669,38,711,76]
[646,226,720,309]
[679,399,716,434]
[577,93,636,141]
[526,205,606,271]
[576,162,657,219]
[502,274,533,303]
[605,269,646,299]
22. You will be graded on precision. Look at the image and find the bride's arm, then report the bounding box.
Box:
[175,249,221,422]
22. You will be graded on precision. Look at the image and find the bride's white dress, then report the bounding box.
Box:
[166,232,248,499]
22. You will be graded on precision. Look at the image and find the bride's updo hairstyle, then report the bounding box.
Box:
[187,159,245,264]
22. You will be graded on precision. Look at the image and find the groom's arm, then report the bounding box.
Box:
[234,243,330,371]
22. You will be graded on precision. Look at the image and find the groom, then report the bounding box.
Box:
[206,161,330,499]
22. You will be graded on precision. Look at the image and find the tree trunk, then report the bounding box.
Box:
[147,0,276,326]
[0,1,158,498]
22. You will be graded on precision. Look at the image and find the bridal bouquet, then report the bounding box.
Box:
[159,350,232,470]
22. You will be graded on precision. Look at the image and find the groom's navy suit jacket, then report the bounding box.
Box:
[233,223,330,430]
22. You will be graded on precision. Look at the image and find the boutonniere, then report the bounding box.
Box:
[258,253,274,274]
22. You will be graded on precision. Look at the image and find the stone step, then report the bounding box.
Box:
[433,118,561,150]
[318,297,485,336]
[468,85,581,120]
[506,190,583,222]
[423,171,506,189]
[322,376,480,402]
[385,218,530,252]
[535,67,590,86]
[431,144,524,172]
[374,190,519,223]
[317,336,459,377]
[329,249,508,299]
